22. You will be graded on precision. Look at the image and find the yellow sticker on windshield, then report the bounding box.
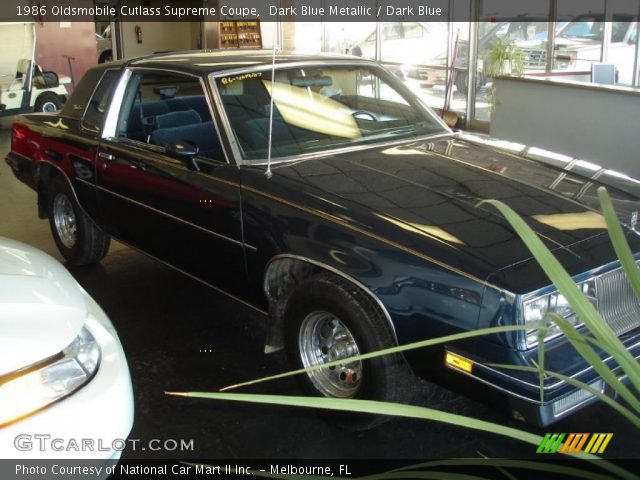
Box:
[220,72,263,85]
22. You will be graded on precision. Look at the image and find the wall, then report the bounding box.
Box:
[0,23,35,76]
[118,22,199,59]
[34,21,97,90]
[490,76,640,179]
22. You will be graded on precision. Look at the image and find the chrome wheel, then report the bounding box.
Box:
[53,193,77,248]
[298,310,362,398]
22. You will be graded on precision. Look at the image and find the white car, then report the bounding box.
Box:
[0,237,133,460]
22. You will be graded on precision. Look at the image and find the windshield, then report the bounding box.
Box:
[214,65,446,161]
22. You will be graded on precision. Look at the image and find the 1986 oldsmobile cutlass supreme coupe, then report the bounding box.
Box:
[6,51,640,427]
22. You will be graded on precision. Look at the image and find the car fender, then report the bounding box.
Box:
[262,253,399,353]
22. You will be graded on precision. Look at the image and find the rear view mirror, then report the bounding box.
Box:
[291,76,333,87]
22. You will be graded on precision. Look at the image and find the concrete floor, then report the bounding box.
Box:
[1,128,638,463]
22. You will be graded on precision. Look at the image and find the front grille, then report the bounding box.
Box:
[595,266,640,336]
[523,49,547,68]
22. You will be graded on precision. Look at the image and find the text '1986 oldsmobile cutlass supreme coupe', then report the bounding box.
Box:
[6,50,640,428]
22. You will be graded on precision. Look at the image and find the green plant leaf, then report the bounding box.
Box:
[537,319,549,404]
[382,459,635,480]
[598,187,640,298]
[488,362,640,428]
[165,392,635,480]
[480,199,640,395]
[546,313,639,412]
[219,324,528,392]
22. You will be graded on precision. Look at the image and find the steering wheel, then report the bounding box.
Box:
[351,110,378,121]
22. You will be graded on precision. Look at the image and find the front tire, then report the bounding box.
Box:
[47,175,110,265]
[284,272,412,428]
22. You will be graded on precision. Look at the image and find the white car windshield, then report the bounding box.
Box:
[214,65,447,161]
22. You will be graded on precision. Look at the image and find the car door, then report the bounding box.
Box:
[95,69,248,295]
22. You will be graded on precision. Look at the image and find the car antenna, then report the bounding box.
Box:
[265,27,278,179]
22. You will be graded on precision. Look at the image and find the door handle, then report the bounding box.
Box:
[98,152,115,162]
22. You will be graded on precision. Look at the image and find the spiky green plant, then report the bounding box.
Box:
[168,187,639,479]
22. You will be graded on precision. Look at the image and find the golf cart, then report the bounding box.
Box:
[0,22,69,115]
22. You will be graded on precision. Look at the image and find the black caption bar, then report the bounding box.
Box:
[2,459,639,480]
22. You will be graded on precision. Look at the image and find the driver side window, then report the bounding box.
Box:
[118,71,224,162]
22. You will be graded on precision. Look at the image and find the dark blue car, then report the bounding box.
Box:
[6,51,640,428]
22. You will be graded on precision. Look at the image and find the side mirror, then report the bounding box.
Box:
[166,139,200,172]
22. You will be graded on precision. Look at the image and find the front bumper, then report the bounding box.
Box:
[0,289,134,460]
[445,330,640,427]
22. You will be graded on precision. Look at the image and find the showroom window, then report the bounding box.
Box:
[319,0,640,128]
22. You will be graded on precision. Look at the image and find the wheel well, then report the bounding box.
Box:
[36,163,60,218]
[263,257,317,353]
[262,256,397,354]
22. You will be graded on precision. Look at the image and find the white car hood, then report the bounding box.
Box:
[0,238,86,377]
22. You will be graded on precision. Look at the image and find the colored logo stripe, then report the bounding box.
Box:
[537,433,565,453]
[559,433,589,453]
[584,433,613,454]
[537,433,613,454]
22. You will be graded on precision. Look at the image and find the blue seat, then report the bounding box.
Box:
[150,121,223,160]
[166,96,211,121]
[155,110,201,129]
[127,100,170,141]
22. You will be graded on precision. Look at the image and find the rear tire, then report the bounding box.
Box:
[284,272,413,429]
[47,175,110,266]
[35,92,62,112]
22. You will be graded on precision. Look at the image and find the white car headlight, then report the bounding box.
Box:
[0,326,100,426]
[523,279,597,348]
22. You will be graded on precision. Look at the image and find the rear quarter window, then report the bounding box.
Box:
[81,70,121,132]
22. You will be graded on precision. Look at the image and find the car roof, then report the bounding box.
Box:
[127,49,375,75]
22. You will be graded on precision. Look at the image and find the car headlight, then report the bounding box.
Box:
[523,279,597,348]
[0,326,100,427]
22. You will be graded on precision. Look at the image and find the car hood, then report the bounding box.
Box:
[272,135,640,291]
[0,238,86,376]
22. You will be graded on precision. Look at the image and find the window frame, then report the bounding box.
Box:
[208,60,451,167]
[80,68,122,134]
[102,66,231,165]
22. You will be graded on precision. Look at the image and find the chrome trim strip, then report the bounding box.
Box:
[238,132,455,168]
[77,178,257,252]
[443,356,543,405]
[263,254,399,344]
[111,235,267,316]
[211,59,378,78]
[462,339,640,392]
[207,74,244,166]
[102,69,131,139]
